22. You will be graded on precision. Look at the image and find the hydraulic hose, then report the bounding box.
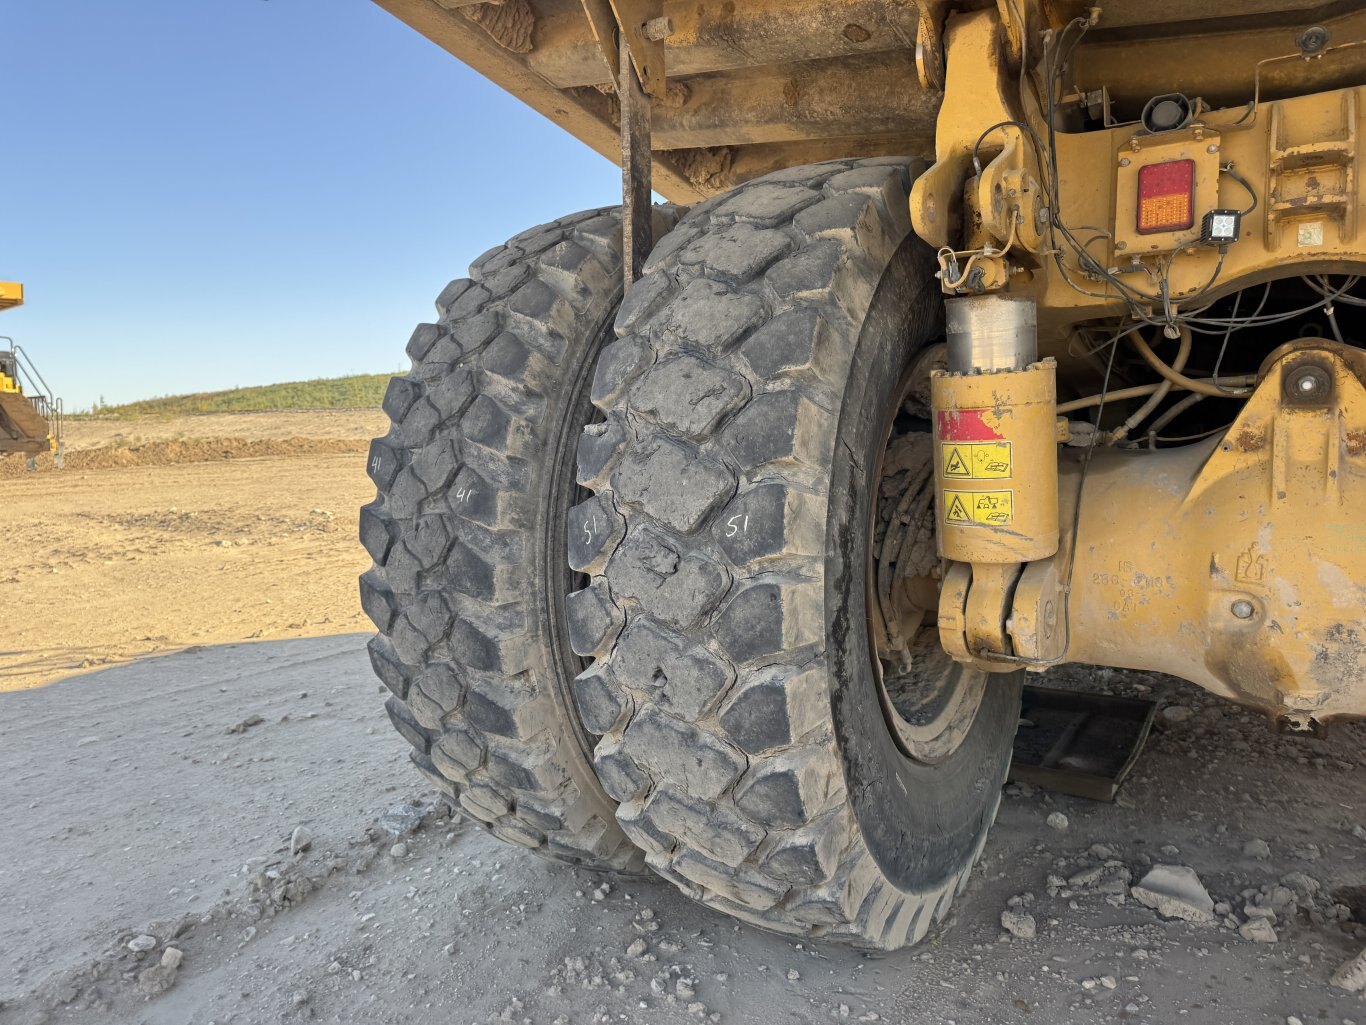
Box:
[1057,382,1165,415]
[1107,325,1192,442]
[1127,327,1253,397]
[1145,391,1206,442]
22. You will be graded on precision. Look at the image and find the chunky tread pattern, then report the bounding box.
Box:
[578,159,996,946]
[364,207,676,871]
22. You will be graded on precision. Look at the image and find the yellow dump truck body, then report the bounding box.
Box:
[372,0,1366,201]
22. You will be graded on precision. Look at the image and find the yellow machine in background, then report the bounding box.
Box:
[0,282,64,460]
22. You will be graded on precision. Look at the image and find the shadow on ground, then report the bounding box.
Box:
[2,640,1364,1024]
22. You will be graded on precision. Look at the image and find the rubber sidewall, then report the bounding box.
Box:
[827,235,1023,893]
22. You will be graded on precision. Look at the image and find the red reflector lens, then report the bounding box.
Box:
[1136,159,1195,234]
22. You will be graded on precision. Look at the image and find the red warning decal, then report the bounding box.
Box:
[936,408,1003,442]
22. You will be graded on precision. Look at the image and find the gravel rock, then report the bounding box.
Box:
[389,842,408,858]
[1242,838,1271,860]
[1239,918,1278,943]
[290,826,312,856]
[137,963,178,997]
[1046,812,1069,831]
[1265,885,1298,912]
[1281,872,1320,903]
[626,938,648,959]
[160,947,184,969]
[1001,908,1037,939]
[1331,947,1366,992]
[1161,705,1192,723]
[378,801,431,838]
[1131,865,1216,924]
[127,934,157,953]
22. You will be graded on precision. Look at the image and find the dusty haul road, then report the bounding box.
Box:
[2,413,1365,1025]
[0,411,385,691]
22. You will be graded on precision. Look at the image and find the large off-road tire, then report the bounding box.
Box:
[572,159,1023,946]
[361,206,674,870]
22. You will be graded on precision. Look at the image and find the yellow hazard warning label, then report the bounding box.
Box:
[940,442,1012,480]
[944,489,1014,527]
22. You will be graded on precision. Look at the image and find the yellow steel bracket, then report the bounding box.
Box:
[1007,558,1065,665]
[911,11,1014,250]
[993,0,1024,68]
[937,561,974,664]
[1266,89,1358,249]
[915,0,949,90]
[911,9,1047,295]
[976,130,1046,254]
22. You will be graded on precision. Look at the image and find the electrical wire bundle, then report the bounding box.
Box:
[973,13,1364,349]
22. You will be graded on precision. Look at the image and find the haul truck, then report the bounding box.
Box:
[0,283,62,461]
[359,0,1366,948]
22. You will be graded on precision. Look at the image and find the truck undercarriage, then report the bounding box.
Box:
[361,0,1366,947]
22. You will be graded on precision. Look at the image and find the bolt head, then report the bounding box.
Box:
[1231,599,1255,619]
[642,16,675,41]
[1285,363,1333,403]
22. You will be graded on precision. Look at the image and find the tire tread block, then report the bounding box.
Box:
[581,159,1005,947]
[362,208,658,873]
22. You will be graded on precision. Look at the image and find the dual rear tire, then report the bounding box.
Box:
[362,159,1021,947]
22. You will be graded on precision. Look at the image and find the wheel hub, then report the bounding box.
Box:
[869,365,988,765]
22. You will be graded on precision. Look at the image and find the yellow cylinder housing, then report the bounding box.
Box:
[931,360,1059,563]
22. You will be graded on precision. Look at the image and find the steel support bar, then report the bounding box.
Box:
[619,31,652,287]
[577,0,620,80]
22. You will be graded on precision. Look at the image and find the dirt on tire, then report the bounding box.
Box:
[574,157,1020,949]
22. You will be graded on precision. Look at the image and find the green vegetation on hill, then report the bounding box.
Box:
[79,374,394,418]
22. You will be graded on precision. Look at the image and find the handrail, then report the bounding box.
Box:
[0,338,64,451]
[10,345,57,406]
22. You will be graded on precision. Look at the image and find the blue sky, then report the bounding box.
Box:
[3,0,621,409]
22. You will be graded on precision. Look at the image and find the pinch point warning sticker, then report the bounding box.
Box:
[945,489,1014,527]
[941,441,1012,480]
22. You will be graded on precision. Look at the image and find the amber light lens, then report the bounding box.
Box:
[1136,159,1195,234]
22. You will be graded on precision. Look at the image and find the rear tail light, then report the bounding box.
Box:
[1136,159,1195,234]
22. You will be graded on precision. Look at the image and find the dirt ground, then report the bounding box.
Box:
[0,411,385,690]
[2,411,1366,1025]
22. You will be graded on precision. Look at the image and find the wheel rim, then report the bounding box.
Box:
[867,362,988,766]
[546,299,623,761]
